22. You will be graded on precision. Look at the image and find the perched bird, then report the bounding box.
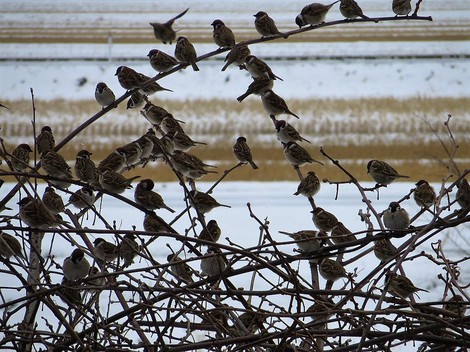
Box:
[455,178,470,209]
[294,171,320,197]
[118,234,140,268]
[211,19,236,48]
[306,297,335,320]
[119,141,143,167]
[97,149,127,173]
[148,49,179,73]
[36,126,55,156]
[245,55,282,81]
[93,238,118,262]
[141,102,171,125]
[115,66,144,91]
[254,11,289,39]
[330,222,357,244]
[59,278,82,306]
[143,211,178,234]
[99,169,140,194]
[237,75,273,102]
[74,149,100,188]
[279,230,326,253]
[169,130,207,152]
[200,246,227,276]
[198,219,222,246]
[311,207,338,232]
[136,72,173,96]
[221,45,251,71]
[274,119,310,144]
[319,258,348,281]
[11,143,32,172]
[385,272,428,299]
[174,36,199,71]
[87,266,105,287]
[17,196,62,229]
[170,150,217,180]
[42,186,65,215]
[159,134,176,156]
[367,160,409,185]
[339,0,369,19]
[0,231,24,259]
[40,150,73,188]
[443,295,467,316]
[413,180,436,208]
[188,190,231,214]
[382,202,410,230]
[233,136,258,169]
[126,91,146,110]
[68,186,96,209]
[261,90,300,119]
[134,179,175,213]
[167,254,193,282]
[161,114,186,134]
[237,312,265,332]
[295,1,340,28]
[95,82,115,108]
[373,236,398,261]
[283,141,323,167]
[392,0,412,16]
[149,8,189,44]
[62,248,90,281]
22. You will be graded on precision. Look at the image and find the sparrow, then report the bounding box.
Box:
[159,134,176,156]
[0,231,24,259]
[274,119,310,144]
[170,150,217,180]
[98,149,127,173]
[455,178,470,209]
[134,179,175,213]
[148,49,179,73]
[245,55,283,81]
[319,258,348,281]
[174,36,200,71]
[149,8,189,44]
[221,45,251,72]
[115,66,144,91]
[93,238,118,262]
[254,11,289,39]
[36,125,55,156]
[74,149,100,188]
[283,141,324,166]
[169,130,207,152]
[141,102,172,125]
[237,75,274,102]
[187,190,231,214]
[87,266,105,287]
[339,0,369,20]
[385,272,428,299]
[68,186,96,209]
[211,19,236,48]
[42,186,65,215]
[99,169,140,194]
[392,0,412,16]
[233,136,258,169]
[146,132,167,160]
[366,160,409,185]
[120,141,143,167]
[137,72,173,96]
[11,143,32,172]
[62,248,90,281]
[279,230,326,253]
[443,295,467,316]
[143,211,178,234]
[413,180,436,208]
[382,202,410,230]
[261,90,300,119]
[311,207,338,232]
[161,114,186,134]
[295,1,340,28]
[126,91,147,110]
[306,297,335,320]
[59,277,82,306]
[17,196,63,228]
[294,171,320,197]
[40,150,73,188]
[200,246,227,277]
[198,219,222,246]
[237,312,264,332]
[118,234,140,268]
[330,222,357,244]
[167,254,193,282]
[373,237,398,261]
[94,82,115,108]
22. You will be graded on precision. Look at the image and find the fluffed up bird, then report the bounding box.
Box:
[339,0,369,19]
[150,8,189,44]
[200,246,227,277]
[237,75,273,102]
[134,179,175,213]
[413,180,436,208]
[319,258,348,281]
[392,0,412,16]
[295,1,340,28]
[170,150,217,180]
[373,236,398,261]
[74,149,100,188]
[311,207,338,232]
[141,102,172,125]
[245,55,283,80]
[98,148,127,173]
[93,238,118,262]
[119,141,143,167]
[0,231,24,259]
[42,186,65,215]
[126,91,146,110]
[198,219,222,246]
[11,143,32,172]
[115,66,145,91]
[254,11,289,39]
[443,295,467,316]
[274,119,311,144]
[68,186,96,209]
[148,49,179,73]
[134,133,156,161]
[175,36,200,71]
[118,234,140,268]
[382,201,410,231]
[283,141,324,167]
[187,190,231,214]
[221,45,251,71]
[161,114,186,134]
[385,271,428,299]
[262,90,300,119]
[279,230,326,253]
[62,248,90,281]
[40,150,73,188]
[330,222,357,244]
[169,130,207,152]
[18,196,63,229]
[136,72,173,96]
[294,171,320,197]
[36,125,55,155]
[211,19,236,48]
[233,136,258,169]
[143,211,179,234]
[167,254,193,282]
[99,169,140,194]
[456,178,470,209]
[95,82,115,108]
[367,160,409,185]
